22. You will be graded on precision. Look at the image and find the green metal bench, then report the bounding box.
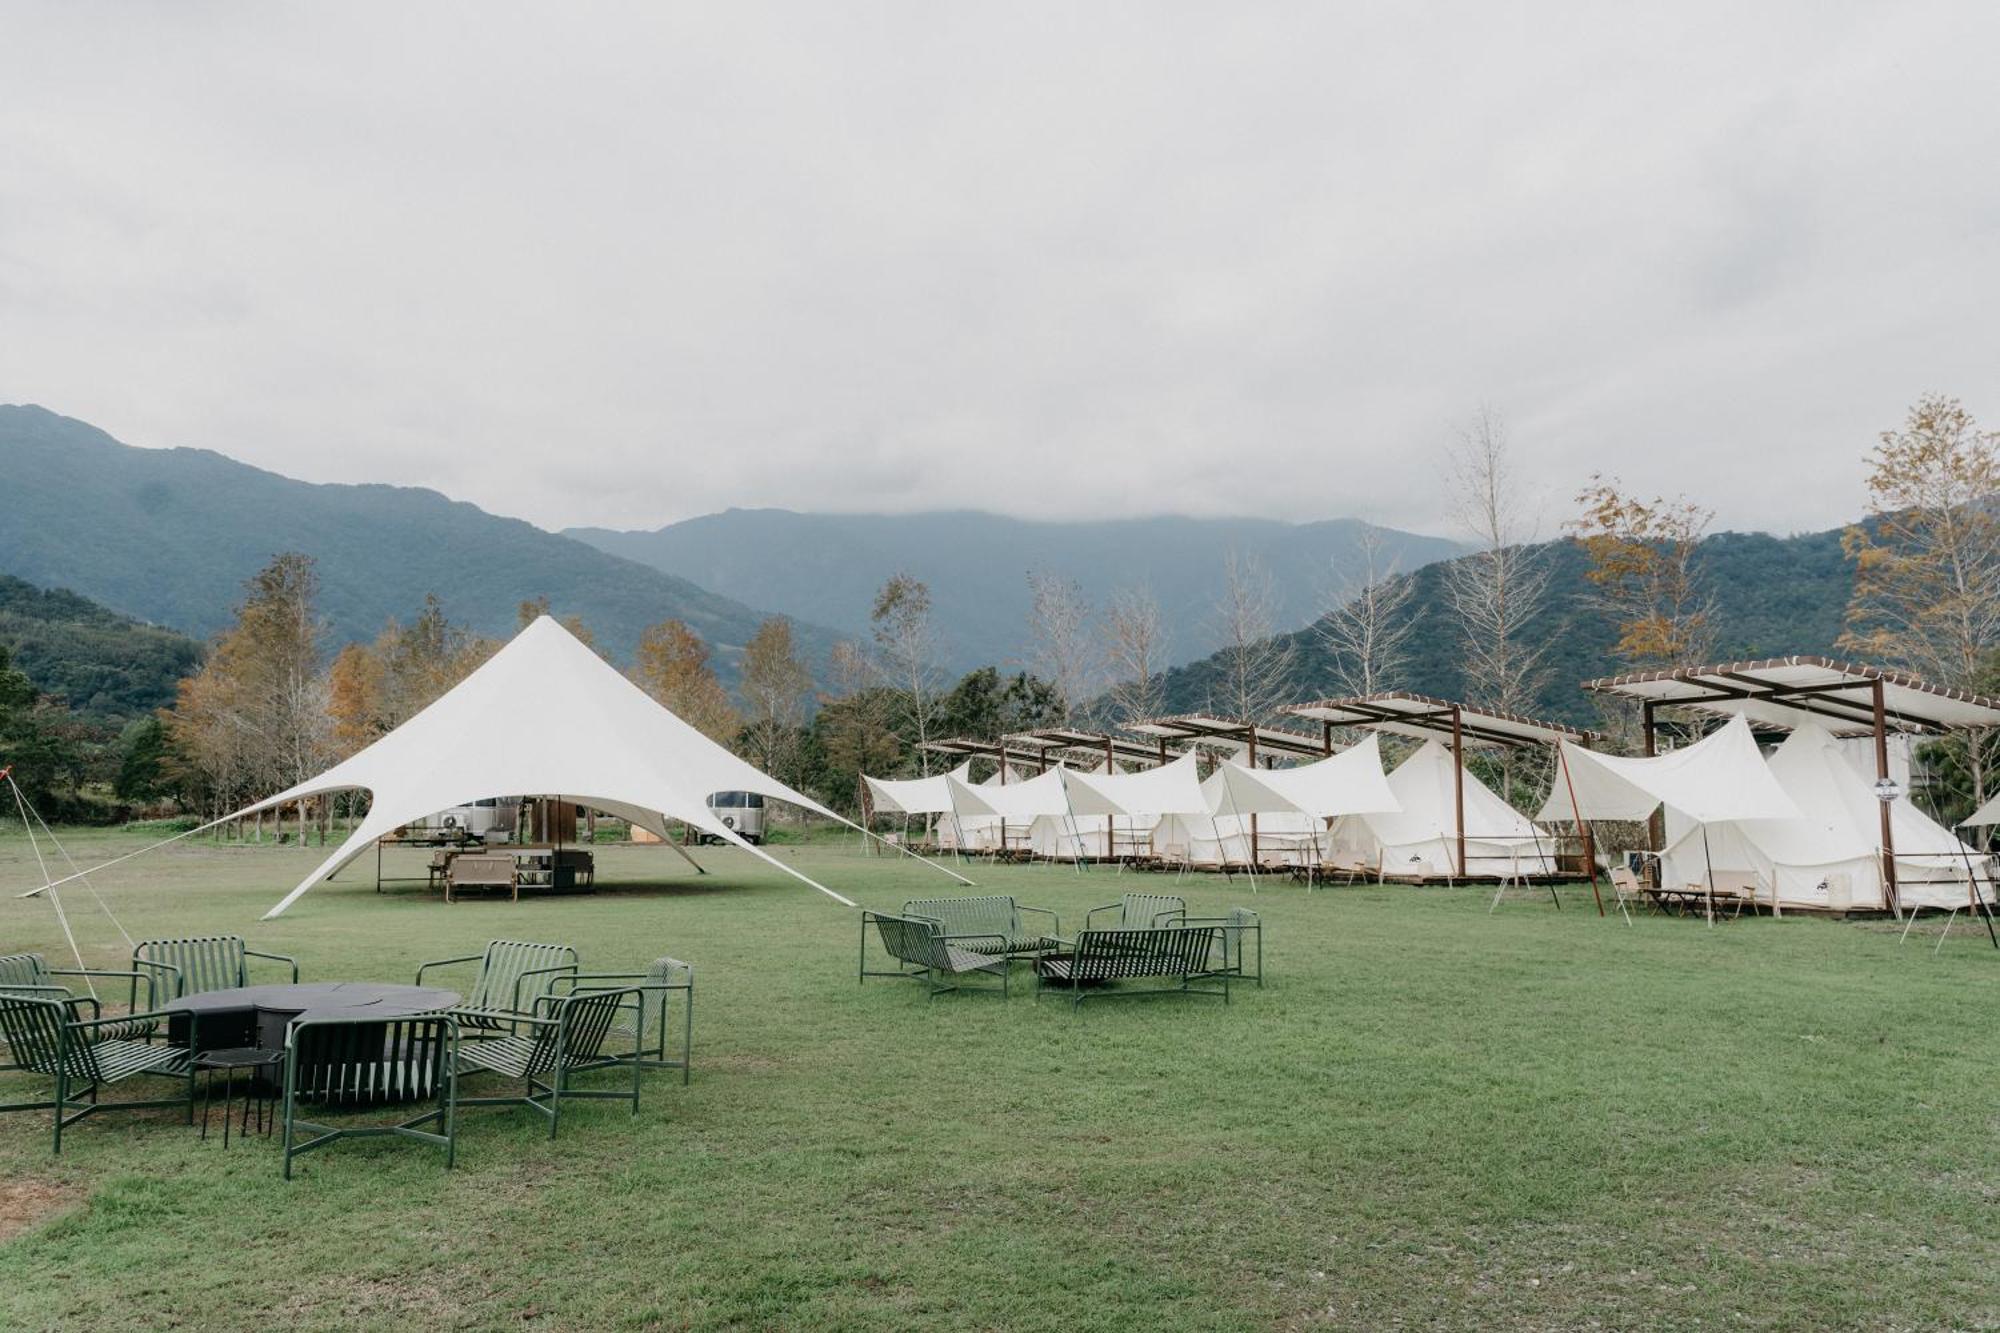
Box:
[1185,908,1263,987]
[1,952,163,1068]
[557,957,694,1084]
[456,987,643,1138]
[1084,892,1187,931]
[1034,926,1228,1010]
[131,935,299,1003]
[416,939,578,1032]
[902,895,1060,960]
[0,993,192,1152]
[860,911,1011,999]
[282,1013,459,1179]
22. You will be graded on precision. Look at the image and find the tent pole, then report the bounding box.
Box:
[1949,832,1998,949]
[1700,823,1718,928]
[1874,680,1900,918]
[1246,727,1260,871]
[1452,706,1467,880]
[1642,701,1664,868]
[376,836,383,893]
[1555,742,1601,916]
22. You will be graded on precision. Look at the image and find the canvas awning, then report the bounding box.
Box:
[863,763,971,816]
[1060,752,1208,818]
[946,767,1074,820]
[1205,734,1402,817]
[1535,716,1801,824]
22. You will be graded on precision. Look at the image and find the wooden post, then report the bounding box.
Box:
[1246,726,1260,867]
[1451,704,1467,879]
[1322,720,1333,756]
[1875,679,1899,916]
[1642,700,1663,874]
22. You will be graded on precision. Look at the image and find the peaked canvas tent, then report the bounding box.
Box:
[1659,723,1981,911]
[930,766,1022,852]
[238,617,961,919]
[1329,739,1555,879]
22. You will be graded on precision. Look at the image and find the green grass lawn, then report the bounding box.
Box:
[2,827,1998,1330]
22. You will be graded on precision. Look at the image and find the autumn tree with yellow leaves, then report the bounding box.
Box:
[631,619,740,745]
[1568,478,1715,669]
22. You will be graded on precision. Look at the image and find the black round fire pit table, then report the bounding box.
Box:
[163,982,462,1054]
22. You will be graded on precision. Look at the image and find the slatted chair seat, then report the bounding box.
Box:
[417,939,578,1034]
[456,987,643,1137]
[1034,926,1228,1010]
[859,912,1010,998]
[902,895,1058,959]
[1,953,163,1065]
[0,993,193,1152]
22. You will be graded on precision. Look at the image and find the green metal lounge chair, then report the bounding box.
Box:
[415,939,578,1033]
[1034,925,1228,1010]
[0,993,192,1152]
[902,895,1060,959]
[455,987,643,1137]
[859,911,1011,999]
[556,957,694,1083]
[1184,907,1263,987]
[131,935,299,1003]
[282,1013,458,1179]
[1,952,163,1068]
[1084,892,1187,931]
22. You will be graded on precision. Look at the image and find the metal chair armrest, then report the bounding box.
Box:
[1017,904,1062,935]
[510,963,580,1014]
[414,954,483,986]
[69,1006,175,1033]
[940,932,1008,951]
[1083,902,1123,931]
[128,959,180,1002]
[244,948,301,982]
[65,995,102,1022]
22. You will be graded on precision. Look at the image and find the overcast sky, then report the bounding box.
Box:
[2,4,1995,540]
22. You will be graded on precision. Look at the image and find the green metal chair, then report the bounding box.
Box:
[556,957,694,1083]
[415,939,578,1033]
[282,1013,458,1179]
[1084,892,1187,931]
[131,935,299,1003]
[902,895,1060,959]
[859,911,1011,999]
[1185,907,1263,987]
[1,952,163,1069]
[455,987,643,1138]
[0,993,192,1152]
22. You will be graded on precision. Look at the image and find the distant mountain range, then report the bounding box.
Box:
[0,405,844,676]
[0,573,203,726]
[567,510,1468,674]
[1156,527,1857,726]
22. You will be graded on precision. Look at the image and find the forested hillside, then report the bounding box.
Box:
[1156,528,1856,726]
[0,574,203,724]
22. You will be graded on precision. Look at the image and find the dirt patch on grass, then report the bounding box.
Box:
[0,1175,86,1244]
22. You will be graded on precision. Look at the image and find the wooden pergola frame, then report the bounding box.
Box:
[1283,692,1590,881]
[1124,714,1337,866]
[1583,656,2000,915]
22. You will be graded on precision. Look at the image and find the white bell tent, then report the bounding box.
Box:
[929,765,1023,851]
[945,767,1076,856]
[1329,739,1556,880]
[236,616,964,918]
[1658,722,1980,912]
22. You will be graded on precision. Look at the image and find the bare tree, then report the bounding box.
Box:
[1103,585,1166,724]
[1210,549,1297,721]
[1026,571,1098,723]
[1315,527,1415,698]
[871,573,943,773]
[1444,408,1552,715]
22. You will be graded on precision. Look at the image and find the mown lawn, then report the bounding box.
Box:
[1,826,1997,1331]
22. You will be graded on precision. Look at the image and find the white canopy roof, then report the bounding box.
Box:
[946,767,1074,820]
[243,617,936,918]
[1060,753,1208,818]
[863,763,971,815]
[1536,716,1801,825]
[1206,733,1401,817]
[1963,791,2000,828]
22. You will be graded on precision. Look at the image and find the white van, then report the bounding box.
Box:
[706,791,767,844]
